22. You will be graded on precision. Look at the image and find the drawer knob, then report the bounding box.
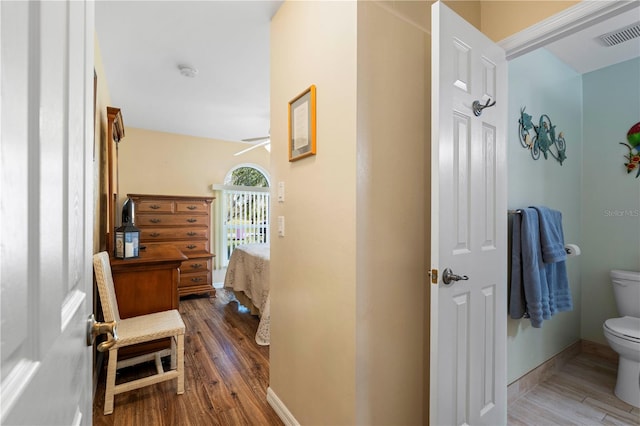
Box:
[149,232,160,237]
[186,244,197,249]
[186,218,197,223]
[150,218,161,224]
[190,263,202,269]
[187,205,197,210]
[186,232,197,237]
[191,277,203,282]
[150,204,160,209]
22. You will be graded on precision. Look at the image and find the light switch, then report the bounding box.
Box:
[277,216,285,237]
[277,182,285,202]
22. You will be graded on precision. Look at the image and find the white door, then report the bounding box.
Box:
[1,1,95,424]
[430,2,507,425]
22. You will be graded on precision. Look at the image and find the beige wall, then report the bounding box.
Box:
[270,1,429,424]
[356,2,428,424]
[270,2,358,424]
[438,1,580,42]
[117,127,269,201]
[481,0,580,41]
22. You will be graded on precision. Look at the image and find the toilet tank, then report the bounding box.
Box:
[611,269,640,317]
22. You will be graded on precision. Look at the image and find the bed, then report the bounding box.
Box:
[223,243,270,345]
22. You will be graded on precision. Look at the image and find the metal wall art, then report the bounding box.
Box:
[518,107,567,165]
[620,122,640,178]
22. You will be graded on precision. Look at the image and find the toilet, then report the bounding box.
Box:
[603,269,640,408]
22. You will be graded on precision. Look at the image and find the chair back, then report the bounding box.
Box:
[93,251,121,323]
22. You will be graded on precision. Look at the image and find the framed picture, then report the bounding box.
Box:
[288,85,316,161]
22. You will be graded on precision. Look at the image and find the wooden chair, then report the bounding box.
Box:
[93,251,185,415]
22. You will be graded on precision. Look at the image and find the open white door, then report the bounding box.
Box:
[430,2,507,425]
[1,1,94,424]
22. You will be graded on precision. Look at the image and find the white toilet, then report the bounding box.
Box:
[603,269,640,408]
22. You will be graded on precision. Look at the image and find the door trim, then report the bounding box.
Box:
[499,0,639,60]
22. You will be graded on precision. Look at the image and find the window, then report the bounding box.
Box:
[219,165,270,265]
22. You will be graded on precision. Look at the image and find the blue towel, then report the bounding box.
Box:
[532,206,567,263]
[519,208,551,327]
[532,206,573,314]
[509,213,526,319]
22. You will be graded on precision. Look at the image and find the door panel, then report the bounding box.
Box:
[431,2,507,425]
[0,1,94,424]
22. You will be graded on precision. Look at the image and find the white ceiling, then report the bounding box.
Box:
[95,1,282,144]
[544,3,640,75]
[96,1,639,145]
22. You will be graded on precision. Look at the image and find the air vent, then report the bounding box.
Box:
[599,22,640,47]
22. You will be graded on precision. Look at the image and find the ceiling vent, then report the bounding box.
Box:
[598,22,640,47]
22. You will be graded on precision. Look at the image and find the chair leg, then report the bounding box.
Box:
[177,333,184,394]
[104,348,118,415]
[170,335,177,370]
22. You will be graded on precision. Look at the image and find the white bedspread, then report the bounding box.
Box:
[223,243,270,345]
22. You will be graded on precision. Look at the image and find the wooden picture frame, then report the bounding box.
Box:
[288,85,316,161]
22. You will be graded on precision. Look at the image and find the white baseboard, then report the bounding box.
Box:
[267,387,300,426]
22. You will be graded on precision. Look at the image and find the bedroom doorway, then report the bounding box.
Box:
[220,165,271,266]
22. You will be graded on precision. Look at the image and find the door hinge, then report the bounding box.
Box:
[428,268,438,284]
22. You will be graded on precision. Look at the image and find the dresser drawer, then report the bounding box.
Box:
[176,201,209,214]
[137,214,210,227]
[181,258,211,273]
[179,270,211,288]
[173,240,209,254]
[141,227,208,241]
[135,200,175,213]
[143,241,209,255]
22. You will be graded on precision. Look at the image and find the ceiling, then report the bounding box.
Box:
[96,2,639,145]
[544,3,640,75]
[95,1,282,144]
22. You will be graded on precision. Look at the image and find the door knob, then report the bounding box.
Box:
[442,268,469,285]
[86,314,118,352]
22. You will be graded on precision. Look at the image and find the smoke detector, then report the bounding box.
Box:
[178,64,198,78]
[599,22,640,47]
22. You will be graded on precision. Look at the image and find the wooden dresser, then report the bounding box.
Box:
[128,193,215,298]
[109,244,186,358]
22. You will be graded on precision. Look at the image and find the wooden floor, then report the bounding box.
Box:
[508,352,640,425]
[92,292,284,426]
[93,292,639,426]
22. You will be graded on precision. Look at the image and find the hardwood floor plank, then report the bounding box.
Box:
[93,295,283,425]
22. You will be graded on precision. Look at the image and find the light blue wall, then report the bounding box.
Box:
[507,48,583,383]
[581,58,640,344]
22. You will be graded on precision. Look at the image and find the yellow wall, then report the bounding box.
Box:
[439,0,580,42]
[443,0,481,30]
[481,0,580,41]
[117,127,269,201]
[355,2,428,423]
[270,1,358,424]
[270,1,429,423]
